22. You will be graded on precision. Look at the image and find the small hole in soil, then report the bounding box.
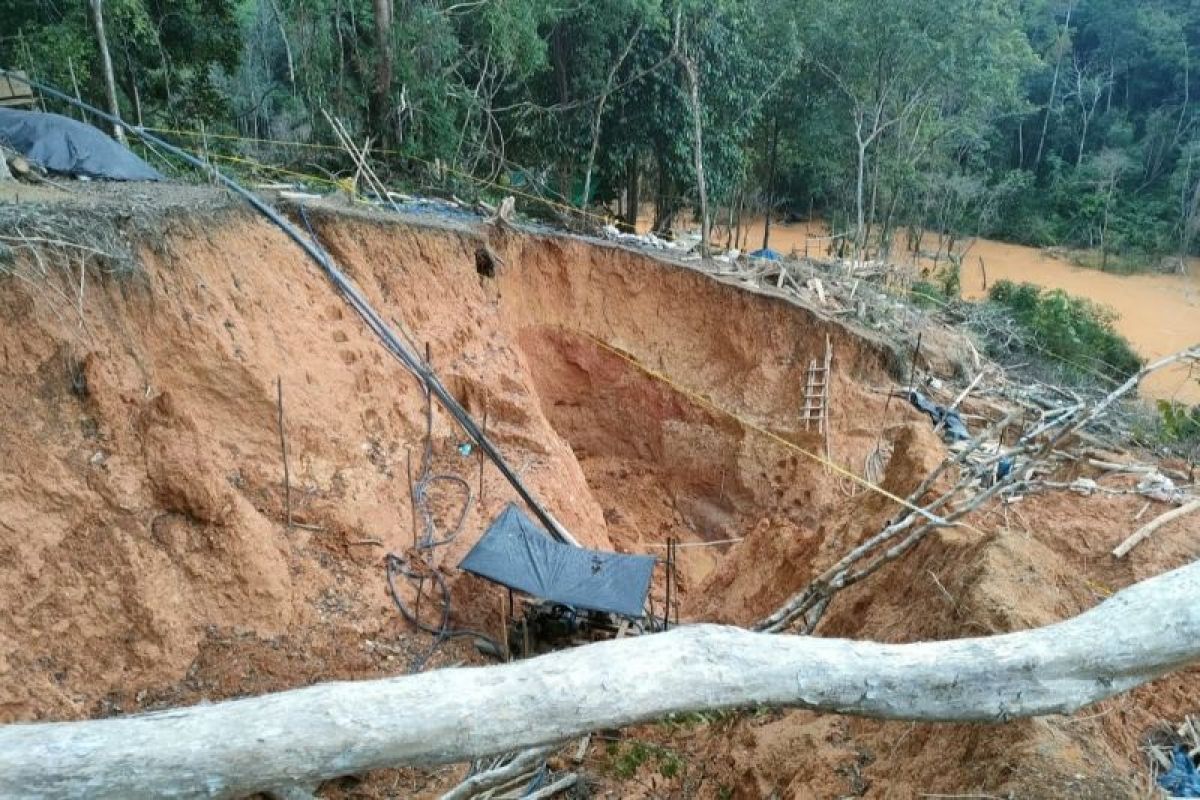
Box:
[475,247,496,278]
[67,355,89,399]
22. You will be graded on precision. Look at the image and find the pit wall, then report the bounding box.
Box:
[1,206,1192,798]
[0,207,900,723]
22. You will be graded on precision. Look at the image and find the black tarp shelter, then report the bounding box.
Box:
[459,503,656,618]
[0,108,163,180]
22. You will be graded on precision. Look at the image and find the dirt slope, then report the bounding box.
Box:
[0,189,1195,798]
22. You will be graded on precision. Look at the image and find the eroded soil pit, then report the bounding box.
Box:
[0,185,1196,798]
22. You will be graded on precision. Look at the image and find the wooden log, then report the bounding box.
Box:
[1112,498,1200,558]
[2,559,1200,798]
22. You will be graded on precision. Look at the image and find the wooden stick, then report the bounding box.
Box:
[499,587,510,662]
[440,747,552,800]
[3,560,1200,798]
[276,376,292,531]
[1112,498,1200,558]
[479,407,488,506]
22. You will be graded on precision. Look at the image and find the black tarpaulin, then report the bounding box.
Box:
[0,108,163,181]
[459,503,656,618]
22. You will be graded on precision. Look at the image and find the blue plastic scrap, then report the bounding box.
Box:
[749,247,782,261]
[907,390,970,442]
[1159,745,1200,798]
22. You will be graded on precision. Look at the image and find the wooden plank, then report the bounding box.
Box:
[0,71,35,107]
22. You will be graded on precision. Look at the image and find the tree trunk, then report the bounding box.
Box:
[855,137,868,262]
[369,0,394,145]
[680,51,709,255]
[1034,3,1073,171]
[581,24,643,214]
[762,114,778,251]
[652,150,675,235]
[622,155,640,233]
[87,0,125,144]
[266,0,296,88]
[4,559,1200,798]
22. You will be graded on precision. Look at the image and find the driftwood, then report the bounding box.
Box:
[2,558,1199,798]
[1112,498,1200,558]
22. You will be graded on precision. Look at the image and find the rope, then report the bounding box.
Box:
[584,333,980,531]
[642,537,745,549]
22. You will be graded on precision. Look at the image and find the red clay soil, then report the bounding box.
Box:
[0,192,1195,798]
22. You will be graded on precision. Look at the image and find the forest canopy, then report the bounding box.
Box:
[2,0,1198,268]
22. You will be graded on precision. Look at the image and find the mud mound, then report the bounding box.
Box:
[0,187,1195,797]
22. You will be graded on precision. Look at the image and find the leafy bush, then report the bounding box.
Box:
[986,280,1144,383]
[909,280,947,308]
[1156,400,1200,444]
[909,260,961,309]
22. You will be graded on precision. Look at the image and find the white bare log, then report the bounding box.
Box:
[2,559,1199,798]
[1112,498,1200,558]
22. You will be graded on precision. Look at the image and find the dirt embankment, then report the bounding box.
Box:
[0,193,1195,798]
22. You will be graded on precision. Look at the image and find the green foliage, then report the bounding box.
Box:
[0,0,1196,262]
[910,280,948,309]
[1156,400,1200,444]
[0,0,241,128]
[604,739,686,780]
[987,280,1144,382]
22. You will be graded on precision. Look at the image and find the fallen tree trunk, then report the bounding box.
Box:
[2,559,1199,798]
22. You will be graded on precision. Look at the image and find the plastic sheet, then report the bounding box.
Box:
[460,503,656,618]
[0,108,162,180]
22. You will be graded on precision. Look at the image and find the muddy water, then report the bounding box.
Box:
[656,214,1200,403]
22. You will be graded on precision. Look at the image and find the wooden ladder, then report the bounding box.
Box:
[800,335,833,459]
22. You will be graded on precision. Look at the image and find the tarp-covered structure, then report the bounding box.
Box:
[0,108,163,181]
[459,503,656,618]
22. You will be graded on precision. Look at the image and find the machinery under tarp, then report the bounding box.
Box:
[459,503,656,618]
[0,108,163,181]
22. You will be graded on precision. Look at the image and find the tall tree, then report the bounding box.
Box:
[370,0,394,145]
[87,0,125,143]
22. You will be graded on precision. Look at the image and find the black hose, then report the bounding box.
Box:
[2,69,573,546]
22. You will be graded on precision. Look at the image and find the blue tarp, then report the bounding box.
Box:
[1160,745,1200,797]
[749,248,782,261]
[907,390,970,442]
[0,108,162,180]
[459,503,656,618]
